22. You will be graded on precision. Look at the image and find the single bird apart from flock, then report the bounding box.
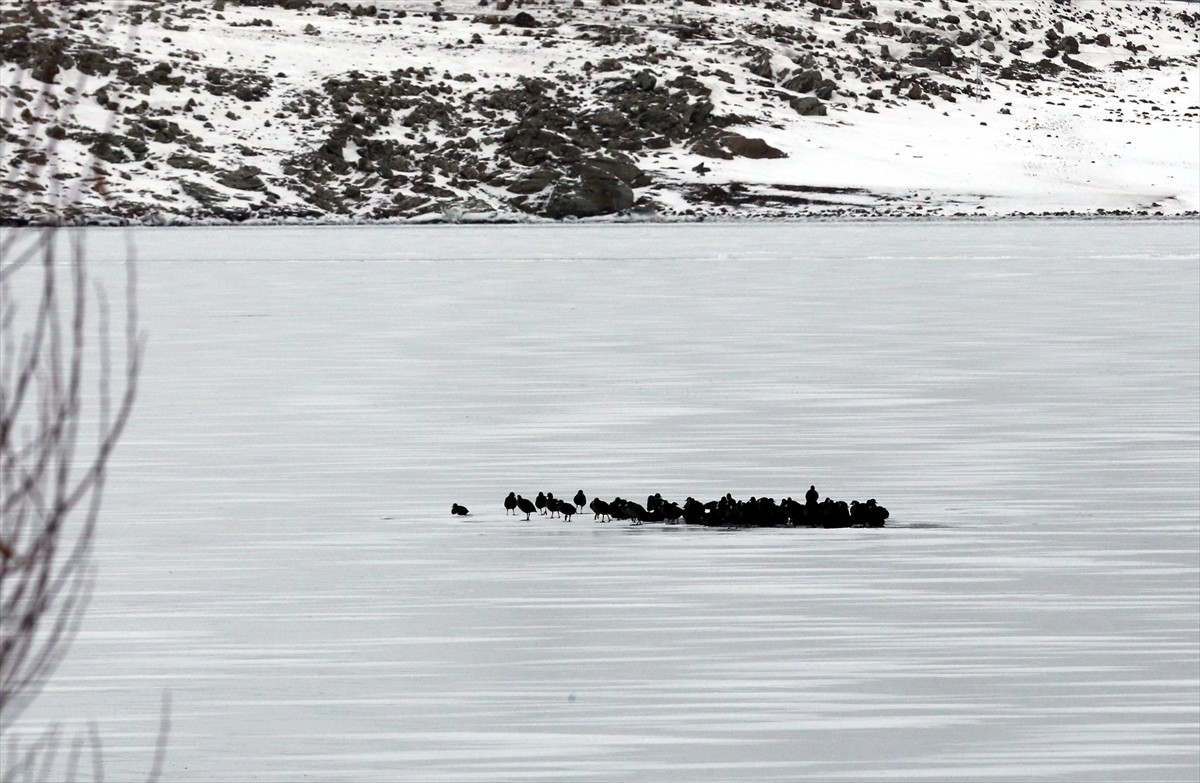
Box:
[451,503,469,516]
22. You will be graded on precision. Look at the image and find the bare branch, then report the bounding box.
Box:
[2,5,164,782]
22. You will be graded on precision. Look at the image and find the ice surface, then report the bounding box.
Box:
[6,222,1199,781]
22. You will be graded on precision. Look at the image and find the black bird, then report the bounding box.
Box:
[516,495,536,520]
[589,498,611,522]
[545,492,558,517]
[504,492,517,515]
[535,492,548,515]
[451,503,470,516]
[692,162,710,175]
[574,490,586,511]
[805,485,819,506]
[625,500,648,525]
[558,500,576,521]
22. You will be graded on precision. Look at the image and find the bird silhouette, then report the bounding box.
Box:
[451,503,469,516]
[589,498,611,521]
[504,492,517,515]
[574,490,586,511]
[516,495,536,520]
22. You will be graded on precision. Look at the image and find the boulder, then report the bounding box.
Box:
[181,180,229,206]
[782,69,823,93]
[544,167,634,218]
[510,11,537,28]
[632,69,657,91]
[217,166,266,191]
[721,134,786,159]
[166,154,215,172]
[790,96,826,116]
[589,108,628,129]
[1062,54,1096,73]
[691,138,734,159]
[584,156,650,187]
[506,166,560,194]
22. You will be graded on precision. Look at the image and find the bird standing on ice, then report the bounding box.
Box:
[504,492,517,515]
[516,495,537,520]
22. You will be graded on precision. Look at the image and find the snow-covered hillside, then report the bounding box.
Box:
[2,0,1197,223]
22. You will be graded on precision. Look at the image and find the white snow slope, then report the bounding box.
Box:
[1,0,1198,223]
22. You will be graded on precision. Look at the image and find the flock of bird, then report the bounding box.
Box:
[456,486,890,528]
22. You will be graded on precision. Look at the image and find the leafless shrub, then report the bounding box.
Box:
[1,2,166,780]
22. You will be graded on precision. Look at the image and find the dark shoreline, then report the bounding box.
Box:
[4,211,1197,229]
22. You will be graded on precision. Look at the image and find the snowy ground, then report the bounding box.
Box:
[3,0,1198,221]
[5,221,1200,781]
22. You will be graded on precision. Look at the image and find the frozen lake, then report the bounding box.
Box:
[8,221,1199,781]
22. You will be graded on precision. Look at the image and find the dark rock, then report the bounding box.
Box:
[862,20,898,36]
[392,194,430,212]
[1062,54,1096,73]
[632,69,656,91]
[691,137,734,159]
[638,106,686,136]
[544,167,634,218]
[1036,58,1065,76]
[217,166,266,191]
[166,154,215,171]
[790,96,826,116]
[589,108,628,129]
[180,180,229,206]
[721,134,786,159]
[746,52,774,80]
[684,99,714,126]
[583,156,650,187]
[510,11,537,28]
[781,69,823,94]
[506,166,560,194]
[88,133,146,164]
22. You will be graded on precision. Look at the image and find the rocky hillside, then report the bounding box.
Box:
[2,0,1197,224]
